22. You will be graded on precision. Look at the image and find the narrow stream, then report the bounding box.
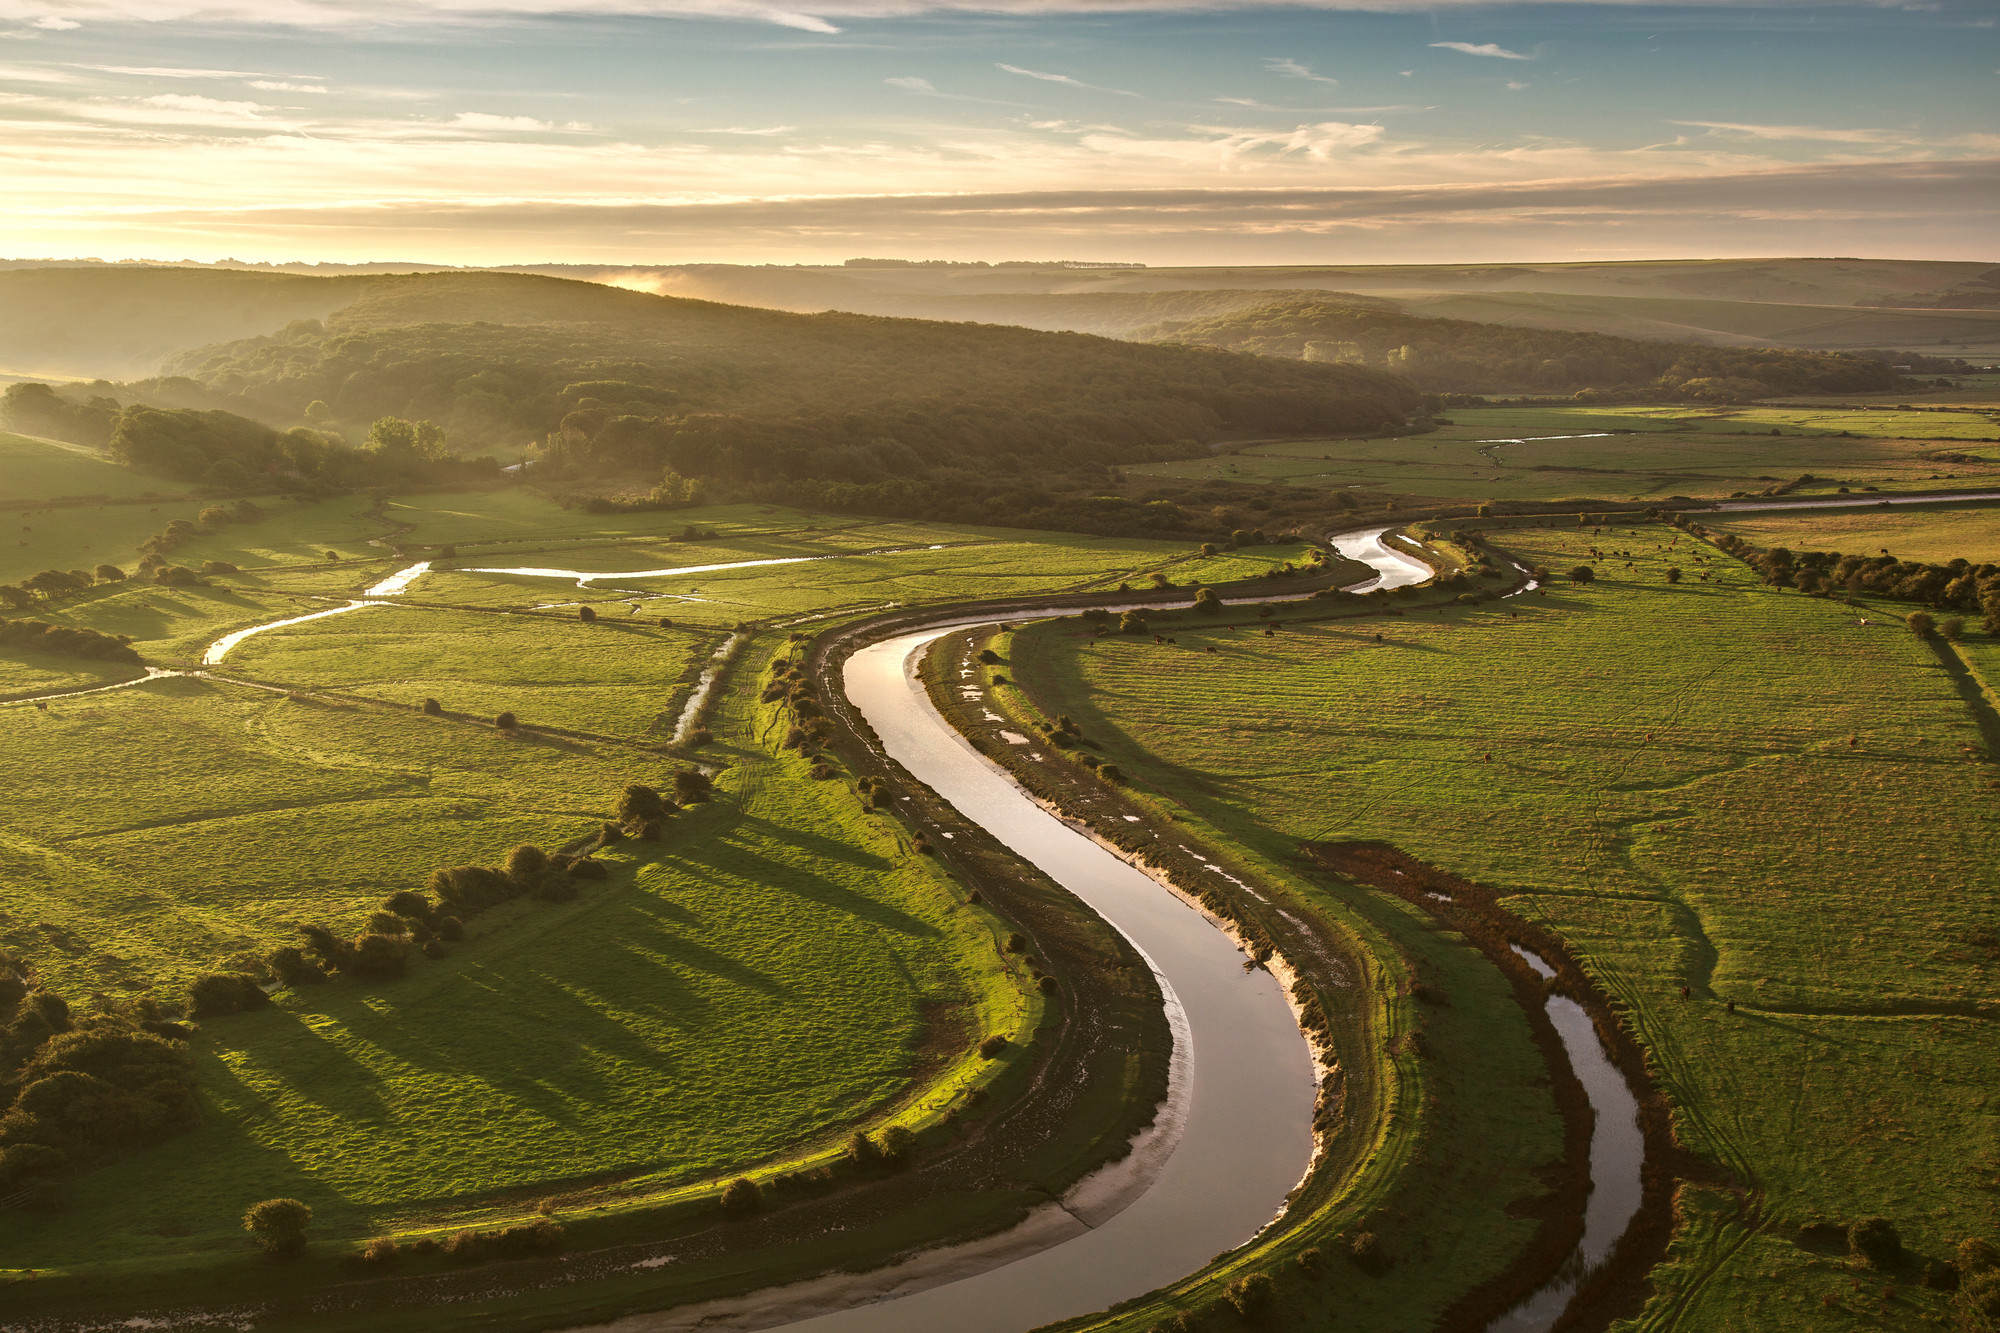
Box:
[1488,948,1645,1332]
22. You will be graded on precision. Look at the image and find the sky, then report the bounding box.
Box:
[0,0,1994,266]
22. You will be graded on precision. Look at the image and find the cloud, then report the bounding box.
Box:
[32,15,79,28]
[704,124,794,134]
[1504,80,1528,90]
[451,111,555,130]
[1265,57,1335,85]
[140,92,271,120]
[1430,42,1532,60]
[997,62,1137,97]
[250,79,328,92]
[1671,120,1899,144]
[886,75,934,92]
[0,61,73,81]
[1216,96,1431,113]
[766,11,838,31]
[78,64,271,77]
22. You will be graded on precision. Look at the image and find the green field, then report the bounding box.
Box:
[1004,521,1999,1328]
[1704,502,2000,565]
[0,513,1242,1299]
[0,430,175,503]
[1129,404,2000,505]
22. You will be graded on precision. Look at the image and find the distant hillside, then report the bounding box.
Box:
[0,268,369,380]
[1140,297,1904,399]
[153,271,1421,493]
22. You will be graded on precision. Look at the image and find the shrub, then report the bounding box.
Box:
[1665,567,1682,584]
[720,1177,761,1215]
[435,915,465,941]
[365,910,408,936]
[201,560,238,575]
[570,858,608,880]
[1296,1245,1323,1277]
[492,1220,564,1255]
[422,697,443,715]
[1943,616,1966,642]
[444,1229,485,1263]
[0,1143,66,1187]
[617,784,666,824]
[1567,565,1595,585]
[637,817,664,841]
[1119,611,1148,634]
[1348,1230,1387,1273]
[688,726,713,745]
[1960,1268,2000,1329]
[506,844,549,879]
[427,864,514,912]
[1098,763,1125,783]
[1038,975,1059,995]
[495,710,518,730]
[578,605,596,623]
[1004,932,1027,953]
[348,933,409,981]
[978,648,1001,664]
[1194,588,1222,614]
[1850,1217,1902,1268]
[406,1237,440,1257]
[979,1034,1009,1058]
[1225,1272,1275,1319]
[847,1130,881,1165]
[359,1236,399,1265]
[879,1124,916,1164]
[244,1197,313,1256]
[186,970,270,1018]
[673,768,714,804]
[383,890,433,923]
[1909,612,1937,639]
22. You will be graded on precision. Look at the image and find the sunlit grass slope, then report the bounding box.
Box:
[1007,521,1999,1327]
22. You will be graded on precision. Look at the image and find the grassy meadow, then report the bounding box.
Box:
[1129,404,2000,505]
[0,429,173,502]
[1004,520,2000,1328]
[0,512,1240,1291]
[1702,501,2000,565]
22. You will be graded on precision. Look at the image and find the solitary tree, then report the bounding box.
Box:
[1568,565,1596,586]
[579,605,596,623]
[1941,616,1965,642]
[244,1198,313,1256]
[1664,567,1682,584]
[1194,588,1222,614]
[719,1177,761,1215]
[93,563,125,582]
[495,711,518,730]
[506,844,549,878]
[1909,611,1937,639]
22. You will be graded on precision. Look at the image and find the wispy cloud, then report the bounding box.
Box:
[885,75,1019,105]
[249,79,328,92]
[997,62,1138,97]
[0,62,74,82]
[1670,120,1898,144]
[704,124,794,134]
[1505,80,1528,91]
[1431,42,1532,60]
[32,15,79,29]
[1265,57,1336,85]
[451,111,555,131]
[79,64,272,77]
[767,11,839,33]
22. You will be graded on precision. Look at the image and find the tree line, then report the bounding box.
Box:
[1141,297,1903,400]
[1680,518,2000,630]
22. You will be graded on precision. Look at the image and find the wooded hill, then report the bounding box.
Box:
[1138,297,1904,399]
[153,272,1423,489]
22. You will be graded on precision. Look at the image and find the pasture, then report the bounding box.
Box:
[0,513,1236,1294]
[0,429,171,502]
[1129,404,2000,505]
[1702,501,2000,565]
[1004,521,1999,1328]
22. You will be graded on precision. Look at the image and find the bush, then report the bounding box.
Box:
[1665,567,1682,584]
[383,890,433,923]
[359,1236,398,1265]
[1850,1216,1902,1268]
[1348,1230,1387,1273]
[200,560,238,575]
[978,648,1002,663]
[1119,611,1147,634]
[847,1130,881,1166]
[1004,932,1027,953]
[1098,763,1125,783]
[422,697,443,715]
[673,768,714,804]
[879,1124,915,1165]
[978,1034,1009,1058]
[1038,974,1059,995]
[443,1229,485,1263]
[1909,611,1937,639]
[1296,1245,1323,1277]
[365,910,409,936]
[1960,1268,2000,1329]
[348,933,409,981]
[435,915,465,941]
[578,605,596,623]
[1567,565,1595,585]
[506,844,549,879]
[1225,1272,1275,1320]
[616,783,666,824]
[0,1143,66,1187]
[244,1197,313,1256]
[1943,616,1966,642]
[495,710,518,730]
[186,970,270,1018]
[720,1177,761,1215]
[570,858,609,880]
[1194,587,1222,614]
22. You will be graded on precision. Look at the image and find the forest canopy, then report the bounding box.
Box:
[1140,297,1903,399]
